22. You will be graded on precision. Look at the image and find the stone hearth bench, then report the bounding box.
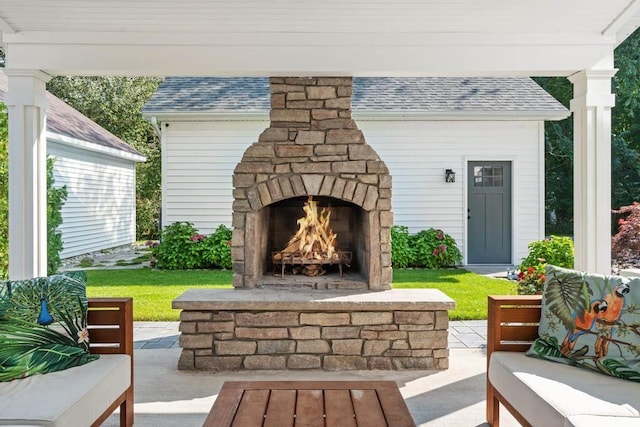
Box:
[0,298,134,427]
[173,289,455,371]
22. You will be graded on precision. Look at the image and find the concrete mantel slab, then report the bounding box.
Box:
[172,288,456,312]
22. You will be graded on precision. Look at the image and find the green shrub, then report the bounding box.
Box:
[411,228,463,268]
[154,222,202,269]
[391,225,414,268]
[47,158,67,275]
[154,222,232,270]
[136,196,161,240]
[202,225,232,269]
[517,235,574,294]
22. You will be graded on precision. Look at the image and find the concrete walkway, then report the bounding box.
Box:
[102,321,519,427]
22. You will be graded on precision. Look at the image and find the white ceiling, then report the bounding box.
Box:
[0,0,638,77]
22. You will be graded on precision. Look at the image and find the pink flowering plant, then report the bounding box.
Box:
[153,221,232,270]
[391,226,462,268]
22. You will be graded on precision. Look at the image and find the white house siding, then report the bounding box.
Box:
[48,140,137,258]
[163,119,544,265]
[162,121,267,231]
[357,119,544,265]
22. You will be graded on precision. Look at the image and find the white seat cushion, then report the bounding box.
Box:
[566,414,640,427]
[489,352,640,427]
[0,354,130,427]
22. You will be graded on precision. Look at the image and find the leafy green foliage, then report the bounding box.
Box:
[535,28,640,234]
[153,222,202,269]
[390,226,462,268]
[517,236,574,295]
[46,76,163,239]
[202,225,232,269]
[519,236,574,270]
[47,158,67,275]
[390,225,413,268]
[411,228,462,268]
[154,222,232,270]
[533,77,574,235]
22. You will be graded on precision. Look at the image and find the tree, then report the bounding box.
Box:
[47,76,163,239]
[47,157,67,274]
[536,27,640,235]
[533,77,574,235]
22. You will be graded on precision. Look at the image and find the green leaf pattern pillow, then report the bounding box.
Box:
[526,265,640,382]
[0,272,98,382]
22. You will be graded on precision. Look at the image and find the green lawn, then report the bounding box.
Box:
[86,268,516,321]
[86,269,232,321]
[392,269,517,320]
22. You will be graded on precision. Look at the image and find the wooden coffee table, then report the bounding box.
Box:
[203,380,416,427]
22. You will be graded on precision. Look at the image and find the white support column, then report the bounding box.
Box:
[569,68,616,274]
[4,69,51,279]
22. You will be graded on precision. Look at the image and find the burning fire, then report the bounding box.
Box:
[280,196,338,260]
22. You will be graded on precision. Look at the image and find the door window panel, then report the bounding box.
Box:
[474,165,503,187]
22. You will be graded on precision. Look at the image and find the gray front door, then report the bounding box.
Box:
[468,161,512,264]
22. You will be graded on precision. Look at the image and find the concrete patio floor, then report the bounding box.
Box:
[104,322,519,426]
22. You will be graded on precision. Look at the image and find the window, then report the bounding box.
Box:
[473,166,503,187]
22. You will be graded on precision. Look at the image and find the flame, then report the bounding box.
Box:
[280,196,338,260]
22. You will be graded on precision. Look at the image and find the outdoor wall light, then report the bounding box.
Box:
[445,169,456,183]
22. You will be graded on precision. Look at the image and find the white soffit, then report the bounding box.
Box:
[0,0,639,77]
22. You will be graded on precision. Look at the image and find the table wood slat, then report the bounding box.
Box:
[203,387,244,427]
[231,389,270,427]
[295,389,324,427]
[351,389,387,427]
[324,389,357,427]
[377,383,419,427]
[264,389,296,427]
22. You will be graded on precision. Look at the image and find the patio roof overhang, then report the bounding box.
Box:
[1,0,639,279]
[0,0,638,77]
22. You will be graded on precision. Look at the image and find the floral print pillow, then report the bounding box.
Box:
[526,265,640,382]
[0,271,98,382]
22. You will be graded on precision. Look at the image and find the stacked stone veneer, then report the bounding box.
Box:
[232,77,392,290]
[175,290,453,371]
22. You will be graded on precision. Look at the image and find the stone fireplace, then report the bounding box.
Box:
[173,77,455,372]
[231,77,392,290]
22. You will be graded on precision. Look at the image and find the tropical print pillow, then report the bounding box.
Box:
[526,265,640,382]
[0,271,98,382]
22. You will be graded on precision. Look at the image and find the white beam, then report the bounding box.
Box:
[3,34,616,77]
[603,0,640,36]
[4,69,51,279]
[569,68,617,274]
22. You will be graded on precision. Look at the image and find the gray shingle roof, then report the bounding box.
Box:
[0,71,143,159]
[143,77,567,115]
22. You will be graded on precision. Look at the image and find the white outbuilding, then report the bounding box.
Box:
[0,71,146,259]
[143,77,568,266]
